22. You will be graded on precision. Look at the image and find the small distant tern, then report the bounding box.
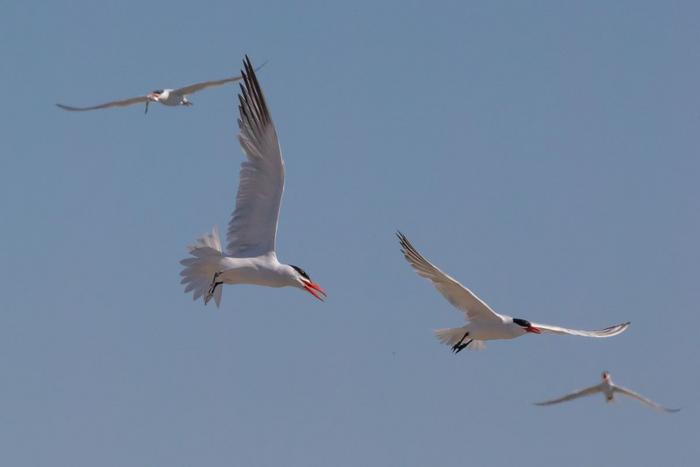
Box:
[535,371,680,412]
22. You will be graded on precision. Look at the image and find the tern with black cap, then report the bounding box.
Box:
[397,232,629,353]
[180,56,325,307]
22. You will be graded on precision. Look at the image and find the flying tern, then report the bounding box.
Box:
[56,63,265,114]
[180,56,325,307]
[397,232,629,352]
[535,371,679,412]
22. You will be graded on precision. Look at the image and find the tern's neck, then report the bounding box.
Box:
[275,263,301,287]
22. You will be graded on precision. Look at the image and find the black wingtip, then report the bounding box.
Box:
[238,54,270,129]
[396,230,408,251]
[243,55,255,75]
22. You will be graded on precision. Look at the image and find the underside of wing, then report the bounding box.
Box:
[534,321,630,338]
[614,385,680,413]
[396,232,501,323]
[56,95,148,111]
[226,56,284,258]
[534,384,603,406]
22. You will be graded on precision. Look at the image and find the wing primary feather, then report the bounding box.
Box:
[244,55,270,125]
[238,91,262,143]
[240,56,267,131]
[397,231,435,276]
[225,55,284,257]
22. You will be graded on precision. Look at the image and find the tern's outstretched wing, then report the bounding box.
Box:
[175,76,244,96]
[532,321,630,338]
[56,96,148,111]
[614,385,680,413]
[397,232,502,323]
[174,62,267,96]
[226,56,284,257]
[534,384,603,406]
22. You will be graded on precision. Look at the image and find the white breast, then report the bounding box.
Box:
[467,321,525,341]
[218,256,294,288]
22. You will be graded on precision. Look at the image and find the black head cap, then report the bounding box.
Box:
[513,318,532,328]
[290,265,310,281]
[152,89,164,94]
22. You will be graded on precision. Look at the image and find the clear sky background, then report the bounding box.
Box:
[1,1,698,466]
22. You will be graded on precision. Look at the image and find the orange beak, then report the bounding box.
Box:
[303,281,327,301]
[526,326,541,334]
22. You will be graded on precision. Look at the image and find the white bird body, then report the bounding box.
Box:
[151,89,186,106]
[397,232,630,352]
[180,57,325,307]
[601,377,616,402]
[444,319,525,341]
[535,372,680,412]
[216,254,299,288]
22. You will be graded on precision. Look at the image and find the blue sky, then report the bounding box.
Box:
[1,1,699,466]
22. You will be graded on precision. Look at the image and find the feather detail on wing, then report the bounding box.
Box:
[396,232,501,323]
[226,56,284,257]
[533,321,630,338]
[56,96,148,111]
[534,384,603,406]
[175,62,267,96]
[613,385,680,413]
[175,76,244,96]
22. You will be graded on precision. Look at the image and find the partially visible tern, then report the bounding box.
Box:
[535,371,680,412]
[397,232,629,352]
[56,63,265,113]
[180,56,325,307]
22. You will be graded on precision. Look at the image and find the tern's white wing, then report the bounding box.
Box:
[56,95,148,111]
[397,232,502,323]
[532,321,630,338]
[613,385,680,413]
[226,56,284,257]
[174,62,266,96]
[534,383,603,406]
[174,75,244,96]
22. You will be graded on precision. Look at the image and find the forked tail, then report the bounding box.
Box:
[180,227,224,307]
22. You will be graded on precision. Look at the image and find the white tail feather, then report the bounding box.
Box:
[434,327,486,351]
[180,227,224,307]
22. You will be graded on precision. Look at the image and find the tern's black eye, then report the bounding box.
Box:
[513,318,531,328]
[290,265,310,280]
[153,89,163,94]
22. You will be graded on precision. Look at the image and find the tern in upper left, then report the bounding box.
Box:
[535,371,680,412]
[55,64,265,113]
[180,56,326,307]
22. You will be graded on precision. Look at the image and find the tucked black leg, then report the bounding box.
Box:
[451,332,470,353]
[453,339,473,354]
[205,272,223,304]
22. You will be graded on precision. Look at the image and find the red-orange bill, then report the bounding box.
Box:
[304,282,326,301]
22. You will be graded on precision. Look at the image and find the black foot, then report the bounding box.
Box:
[204,272,223,304]
[451,331,471,354]
[451,339,473,354]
